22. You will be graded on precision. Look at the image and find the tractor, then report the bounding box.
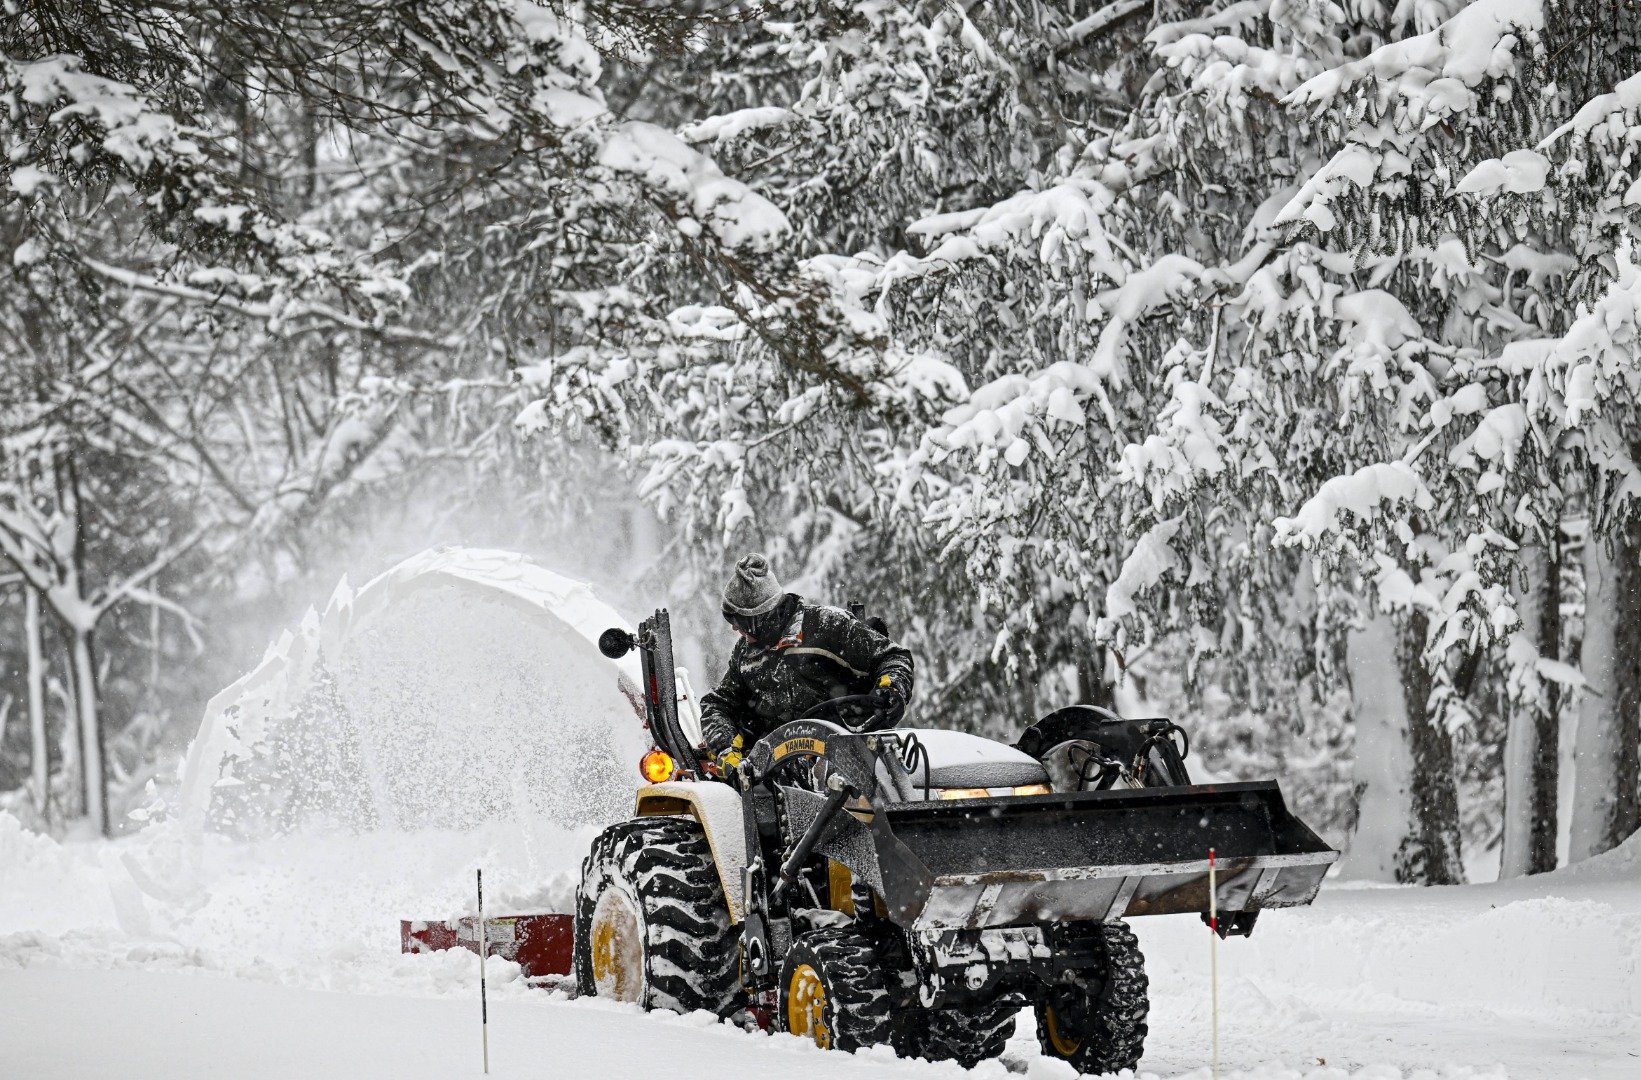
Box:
[578,609,1337,1073]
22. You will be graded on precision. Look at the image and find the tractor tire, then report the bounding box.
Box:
[907,1005,1018,1067]
[573,816,739,1016]
[1034,921,1149,1075]
[779,928,896,1053]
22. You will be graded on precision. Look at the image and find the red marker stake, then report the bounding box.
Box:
[1208,848,1219,1080]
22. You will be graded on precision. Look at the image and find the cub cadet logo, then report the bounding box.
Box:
[772,736,825,762]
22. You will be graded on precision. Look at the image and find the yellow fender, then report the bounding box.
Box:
[635,781,748,923]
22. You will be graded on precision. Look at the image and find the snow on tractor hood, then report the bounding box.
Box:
[176,547,649,837]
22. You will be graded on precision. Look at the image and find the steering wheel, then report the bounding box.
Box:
[749,698,883,794]
[806,693,889,731]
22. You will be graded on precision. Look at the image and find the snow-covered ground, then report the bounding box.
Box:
[0,964,1536,1080]
[5,802,1636,1079]
[4,551,1637,1079]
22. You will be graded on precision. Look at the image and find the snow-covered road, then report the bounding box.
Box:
[1132,881,1641,1080]
[0,966,1581,1080]
[7,967,913,1080]
[5,844,1636,1080]
[3,919,1628,1080]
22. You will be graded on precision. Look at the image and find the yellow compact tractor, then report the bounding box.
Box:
[579,609,1337,1073]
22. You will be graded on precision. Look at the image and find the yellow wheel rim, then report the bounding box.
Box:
[786,963,831,1049]
[590,888,644,1002]
[1044,1004,1082,1057]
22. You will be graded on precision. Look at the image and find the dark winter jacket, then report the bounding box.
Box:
[699,594,914,753]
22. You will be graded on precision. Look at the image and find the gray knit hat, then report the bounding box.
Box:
[723,553,784,616]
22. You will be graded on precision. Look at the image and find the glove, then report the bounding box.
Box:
[871,679,906,724]
[715,733,745,771]
[702,715,737,755]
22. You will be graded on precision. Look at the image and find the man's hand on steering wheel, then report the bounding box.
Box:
[871,675,906,725]
[715,733,745,771]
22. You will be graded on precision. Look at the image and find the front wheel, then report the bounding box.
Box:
[573,816,739,1015]
[780,928,895,1052]
[1034,921,1149,1074]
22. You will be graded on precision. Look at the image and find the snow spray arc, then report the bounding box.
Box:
[175,548,649,837]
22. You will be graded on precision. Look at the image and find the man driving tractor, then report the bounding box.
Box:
[700,554,914,767]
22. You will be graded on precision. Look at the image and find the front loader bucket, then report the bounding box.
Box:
[862,782,1337,930]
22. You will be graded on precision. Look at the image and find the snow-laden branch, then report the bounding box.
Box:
[1099,515,1185,641]
[2,49,401,306]
[1277,0,1549,233]
[904,180,1127,282]
[1068,1,1153,45]
[1274,462,1435,550]
[78,260,454,349]
[1287,0,1545,115]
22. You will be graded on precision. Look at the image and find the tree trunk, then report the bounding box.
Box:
[1076,645,1117,712]
[1568,524,1641,861]
[1501,543,1562,876]
[1532,537,1565,873]
[1340,612,1414,882]
[56,658,83,820]
[69,627,109,837]
[25,584,50,821]
[1612,518,1641,847]
[60,449,109,837]
[1501,631,1538,875]
[1399,610,1462,884]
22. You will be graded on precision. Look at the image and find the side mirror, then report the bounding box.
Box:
[599,627,637,659]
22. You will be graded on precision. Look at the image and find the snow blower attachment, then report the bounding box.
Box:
[400,914,573,980]
[490,607,1336,1074]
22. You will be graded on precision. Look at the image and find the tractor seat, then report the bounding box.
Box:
[899,728,1050,789]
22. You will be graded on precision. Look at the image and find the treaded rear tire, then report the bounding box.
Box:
[909,1005,1018,1067]
[780,928,895,1052]
[1034,920,1148,1075]
[573,816,739,1015]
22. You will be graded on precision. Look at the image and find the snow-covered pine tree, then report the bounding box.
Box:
[513,1,1165,730]
[1274,0,1641,871]
[737,0,1640,878]
[1509,64,1641,861]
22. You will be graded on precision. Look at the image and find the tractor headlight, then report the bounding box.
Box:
[937,783,1052,800]
[640,748,676,784]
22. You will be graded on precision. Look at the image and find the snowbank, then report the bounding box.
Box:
[0,811,589,998]
[1141,879,1641,1022]
[0,811,116,936]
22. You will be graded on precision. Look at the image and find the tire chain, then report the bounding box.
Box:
[781,927,896,1052]
[909,1004,1019,1068]
[1034,919,1149,1075]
